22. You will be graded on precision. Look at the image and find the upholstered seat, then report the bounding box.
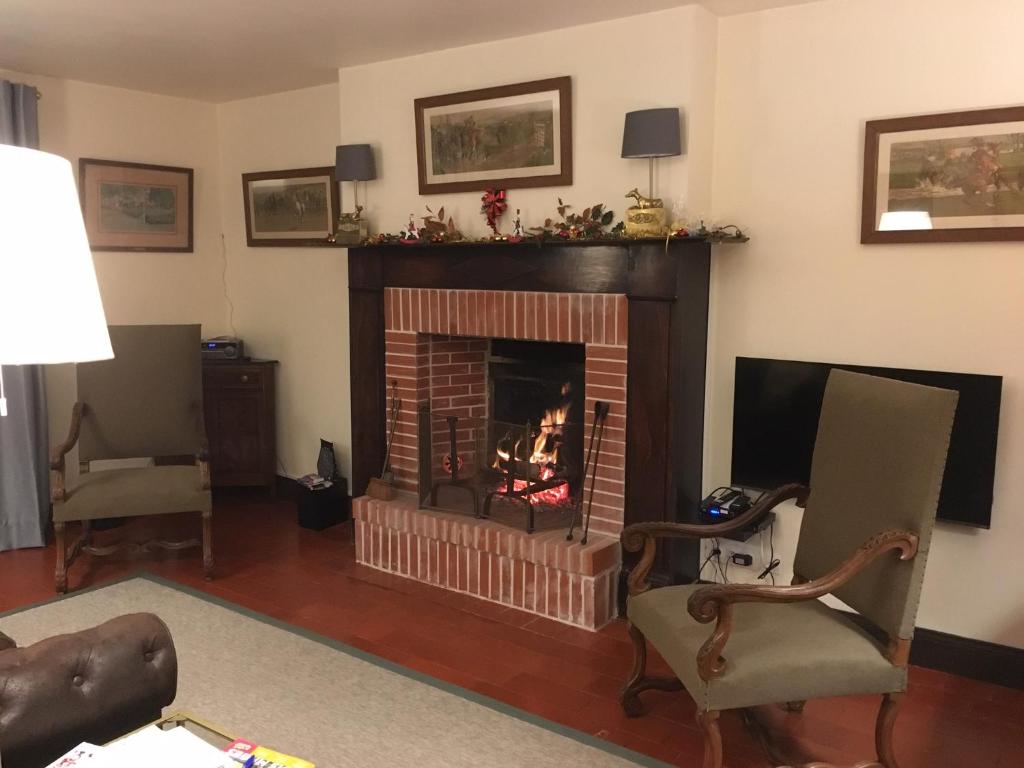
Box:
[628,583,904,711]
[54,465,212,522]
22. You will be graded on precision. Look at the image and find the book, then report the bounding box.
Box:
[225,739,315,768]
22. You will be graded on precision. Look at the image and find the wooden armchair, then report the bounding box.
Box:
[620,370,958,768]
[50,324,213,593]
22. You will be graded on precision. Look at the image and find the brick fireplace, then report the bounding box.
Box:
[349,240,716,630]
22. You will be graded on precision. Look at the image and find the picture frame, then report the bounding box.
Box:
[241,166,339,247]
[862,106,1024,244]
[79,158,193,252]
[414,76,572,195]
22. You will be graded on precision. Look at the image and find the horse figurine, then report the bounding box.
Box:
[625,188,663,210]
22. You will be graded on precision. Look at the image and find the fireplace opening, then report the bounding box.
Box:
[420,337,586,532]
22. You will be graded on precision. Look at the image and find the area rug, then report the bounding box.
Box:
[0,575,667,767]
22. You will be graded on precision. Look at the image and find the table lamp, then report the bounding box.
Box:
[0,145,112,417]
[621,107,682,199]
[334,144,377,245]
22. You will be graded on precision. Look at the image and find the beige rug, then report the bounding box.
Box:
[0,575,665,767]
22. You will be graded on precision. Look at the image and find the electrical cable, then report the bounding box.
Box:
[220,233,238,338]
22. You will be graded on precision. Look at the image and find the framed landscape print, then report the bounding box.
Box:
[241,167,339,247]
[79,159,193,252]
[862,106,1024,243]
[414,76,572,195]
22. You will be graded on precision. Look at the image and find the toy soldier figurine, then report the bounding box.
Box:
[512,209,525,237]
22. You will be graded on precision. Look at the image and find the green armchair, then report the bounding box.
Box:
[620,369,958,768]
[50,324,213,593]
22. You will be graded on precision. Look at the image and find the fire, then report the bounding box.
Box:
[493,383,572,506]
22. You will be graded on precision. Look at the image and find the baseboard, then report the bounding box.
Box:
[909,626,1024,690]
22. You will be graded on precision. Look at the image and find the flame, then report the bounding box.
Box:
[493,383,572,506]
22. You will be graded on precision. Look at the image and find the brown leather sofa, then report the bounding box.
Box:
[0,613,177,768]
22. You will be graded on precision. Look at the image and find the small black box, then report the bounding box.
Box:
[296,478,350,530]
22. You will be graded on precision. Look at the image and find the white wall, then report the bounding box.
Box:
[337,5,718,239]
[0,70,227,460]
[707,0,1024,648]
[216,83,347,479]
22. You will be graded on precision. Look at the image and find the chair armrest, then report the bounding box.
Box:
[621,483,808,596]
[49,401,84,471]
[0,613,177,767]
[50,402,85,504]
[686,529,919,681]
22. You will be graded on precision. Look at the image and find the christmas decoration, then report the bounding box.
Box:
[532,198,618,240]
[420,205,464,242]
[481,188,508,236]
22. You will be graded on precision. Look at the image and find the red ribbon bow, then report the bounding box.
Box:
[481,188,508,234]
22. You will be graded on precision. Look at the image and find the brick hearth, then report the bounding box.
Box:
[354,496,619,629]
[353,286,627,630]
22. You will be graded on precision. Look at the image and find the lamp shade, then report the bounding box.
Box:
[335,144,376,181]
[0,145,112,365]
[621,108,682,158]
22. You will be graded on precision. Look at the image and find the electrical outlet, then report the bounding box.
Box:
[730,552,753,567]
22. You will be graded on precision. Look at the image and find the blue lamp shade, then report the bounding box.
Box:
[621,108,682,158]
[335,144,376,181]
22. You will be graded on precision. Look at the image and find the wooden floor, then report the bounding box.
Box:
[1,497,1020,767]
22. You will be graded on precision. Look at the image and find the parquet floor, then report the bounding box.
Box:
[1,496,1020,767]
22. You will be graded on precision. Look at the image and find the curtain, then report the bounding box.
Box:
[0,80,50,550]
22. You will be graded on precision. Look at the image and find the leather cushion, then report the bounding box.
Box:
[0,613,177,768]
[628,584,906,712]
[54,465,211,522]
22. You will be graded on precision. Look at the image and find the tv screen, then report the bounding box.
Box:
[731,357,1001,528]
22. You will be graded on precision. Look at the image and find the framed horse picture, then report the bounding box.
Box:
[79,158,193,252]
[414,77,572,195]
[241,166,339,247]
[862,106,1024,243]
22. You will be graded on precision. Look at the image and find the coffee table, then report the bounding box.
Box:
[109,710,235,748]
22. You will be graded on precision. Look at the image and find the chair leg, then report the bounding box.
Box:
[875,692,904,768]
[619,621,683,717]
[697,710,724,768]
[202,511,213,580]
[54,522,68,594]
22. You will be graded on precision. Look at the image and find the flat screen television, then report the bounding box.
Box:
[731,357,1001,528]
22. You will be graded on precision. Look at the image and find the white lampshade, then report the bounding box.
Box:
[0,145,112,365]
[878,210,933,231]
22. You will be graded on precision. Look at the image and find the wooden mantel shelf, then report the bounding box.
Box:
[349,237,728,583]
[338,233,748,249]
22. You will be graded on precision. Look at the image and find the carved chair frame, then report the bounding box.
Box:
[49,401,213,593]
[620,484,914,768]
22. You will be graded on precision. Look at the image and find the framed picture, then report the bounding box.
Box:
[241,167,339,247]
[414,76,572,195]
[79,159,193,252]
[862,106,1024,243]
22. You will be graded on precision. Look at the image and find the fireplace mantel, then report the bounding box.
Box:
[349,238,721,582]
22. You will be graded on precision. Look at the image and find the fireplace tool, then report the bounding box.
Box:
[368,380,401,501]
[567,400,610,545]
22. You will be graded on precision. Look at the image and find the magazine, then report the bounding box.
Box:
[225,739,315,768]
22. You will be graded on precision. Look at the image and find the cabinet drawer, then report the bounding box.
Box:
[203,367,264,390]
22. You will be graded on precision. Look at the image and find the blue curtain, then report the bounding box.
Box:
[0,80,49,550]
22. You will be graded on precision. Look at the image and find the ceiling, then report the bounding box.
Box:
[0,0,825,102]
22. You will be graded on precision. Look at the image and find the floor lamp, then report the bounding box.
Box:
[0,145,112,417]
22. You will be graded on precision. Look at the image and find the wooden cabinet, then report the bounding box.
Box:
[202,359,277,490]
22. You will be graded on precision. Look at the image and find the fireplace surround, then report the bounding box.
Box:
[349,239,715,628]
